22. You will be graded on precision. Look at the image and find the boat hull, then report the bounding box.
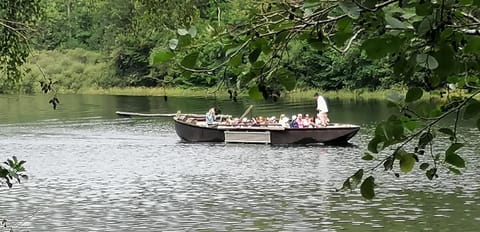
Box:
[174,117,359,145]
[174,118,225,142]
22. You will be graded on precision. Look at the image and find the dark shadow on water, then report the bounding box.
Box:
[273,142,358,148]
[175,140,358,148]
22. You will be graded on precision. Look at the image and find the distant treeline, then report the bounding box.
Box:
[2,0,414,94]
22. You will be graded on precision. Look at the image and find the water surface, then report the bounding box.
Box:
[0,94,479,231]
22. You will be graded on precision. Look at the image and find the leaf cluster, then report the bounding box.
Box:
[0,156,28,189]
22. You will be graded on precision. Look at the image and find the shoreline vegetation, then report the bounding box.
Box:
[0,48,471,101]
[68,87,400,99]
[61,86,471,101]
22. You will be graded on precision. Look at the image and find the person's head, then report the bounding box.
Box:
[209,108,215,114]
[314,92,319,98]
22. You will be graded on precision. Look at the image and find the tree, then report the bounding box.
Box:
[154,0,480,198]
[0,0,41,86]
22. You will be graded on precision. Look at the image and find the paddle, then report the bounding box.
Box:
[239,105,253,120]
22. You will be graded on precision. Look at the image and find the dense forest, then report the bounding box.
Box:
[1,0,411,94]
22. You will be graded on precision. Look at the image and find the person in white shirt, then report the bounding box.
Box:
[314,93,330,127]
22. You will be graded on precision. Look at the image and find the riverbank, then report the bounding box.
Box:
[72,87,407,100]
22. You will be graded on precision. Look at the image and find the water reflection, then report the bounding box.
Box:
[0,95,479,231]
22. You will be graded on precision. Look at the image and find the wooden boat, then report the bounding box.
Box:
[173,115,360,145]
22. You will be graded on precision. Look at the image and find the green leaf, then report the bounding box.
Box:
[403,120,417,131]
[439,128,454,137]
[181,52,199,69]
[418,131,433,149]
[383,115,404,142]
[416,54,439,70]
[351,169,364,188]
[274,31,288,44]
[446,143,464,156]
[464,37,480,54]
[434,44,457,77]
[384,156,394,171]
[248,48,262,64]
[341,177,352,190]
[304,0,322,8]
[368,137,382,153]
[251,61,265,69]
[360,176,375,199]
[177,28,189,36]
[252,38,271,54]
[385,15,406,29]
[463,99,480,119]
[362,153,374,160]
[334,31,353,47]
[459,0,473,5]
[248,86,264,100]
[228,53,242,67]
[337,17,353,33]
[276,68,296,91]
[419,162,429,170]
[405,87,423,103]
[307,38,327,50]
[417,16,433,37]
[426,168,437,180]
[362,36,403,59]
[339,1,361,19]
[169,39,179,50]
[238,71,256,86]
[448,167,462,175]
[181,70,192,78]
[445,153,465,168]
[152,50,175,64]
[399,153,416,173]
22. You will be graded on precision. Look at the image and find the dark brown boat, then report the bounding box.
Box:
[173,115,360,145]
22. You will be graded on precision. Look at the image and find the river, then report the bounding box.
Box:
[0,94,479,231]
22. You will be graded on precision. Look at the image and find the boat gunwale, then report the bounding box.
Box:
[173,116,360,131]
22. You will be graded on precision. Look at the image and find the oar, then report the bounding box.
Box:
[239,105,253,120]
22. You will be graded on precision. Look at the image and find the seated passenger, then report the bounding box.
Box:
[206,108,216,125]
[279,114,290,127]
[296,113,304,128]
[290,115,298,128]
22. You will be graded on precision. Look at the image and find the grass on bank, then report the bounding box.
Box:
[5,48,473,101]
[75,86,405,100]
[75,86,475,101]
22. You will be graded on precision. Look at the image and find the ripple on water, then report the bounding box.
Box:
[0,119,479,231]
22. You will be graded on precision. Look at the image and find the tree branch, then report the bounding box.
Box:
[370,88,480,172]
[329,28,365,53]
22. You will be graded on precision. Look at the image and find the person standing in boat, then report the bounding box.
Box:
[206,107,216,125]
[314,92,330,127]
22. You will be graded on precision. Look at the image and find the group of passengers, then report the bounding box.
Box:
[206,111,329,128]
[205,92,330,128]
